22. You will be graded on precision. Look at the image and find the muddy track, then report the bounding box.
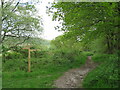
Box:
[53,59,98,88]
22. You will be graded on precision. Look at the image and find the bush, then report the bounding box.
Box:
[83,54,119,88]
[92,54,115,63]
[82,51,94,56]
[4,51,23,60]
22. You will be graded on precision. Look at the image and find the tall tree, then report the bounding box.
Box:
[49,2,120,54]
[1,0,43,49]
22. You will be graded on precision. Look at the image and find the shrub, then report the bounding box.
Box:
[4,51,23,60]
[83,54,119,88]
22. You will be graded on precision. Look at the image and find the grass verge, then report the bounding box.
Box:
[83,54,119,88]
[3,55,86,88]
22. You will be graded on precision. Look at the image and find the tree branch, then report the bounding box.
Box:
[2,1,20,21]
[9,36,30,49]
[11,1,20,12]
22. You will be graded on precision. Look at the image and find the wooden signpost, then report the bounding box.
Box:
[23,45,38,72]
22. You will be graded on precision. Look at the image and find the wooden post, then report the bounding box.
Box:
[28,48,31,72]
[23,45,39,72]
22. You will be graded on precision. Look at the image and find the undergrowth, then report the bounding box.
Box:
[83,54,119,88]
[3,51,86,88]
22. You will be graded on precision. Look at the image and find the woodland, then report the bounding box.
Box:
[1,1,120,88]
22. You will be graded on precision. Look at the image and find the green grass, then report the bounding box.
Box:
[4,51,119,88]
[3,70,61,88]
[3,55,86,88]
[83,54,119,88]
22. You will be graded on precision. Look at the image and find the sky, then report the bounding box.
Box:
[19,0,63,40]
[35,0,63,40]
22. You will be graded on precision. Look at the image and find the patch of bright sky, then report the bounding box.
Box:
[36,0,63,40]
[36,0,62,40]
[20,0,63,40]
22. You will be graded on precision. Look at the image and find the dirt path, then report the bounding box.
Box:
[53,58,98,88]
